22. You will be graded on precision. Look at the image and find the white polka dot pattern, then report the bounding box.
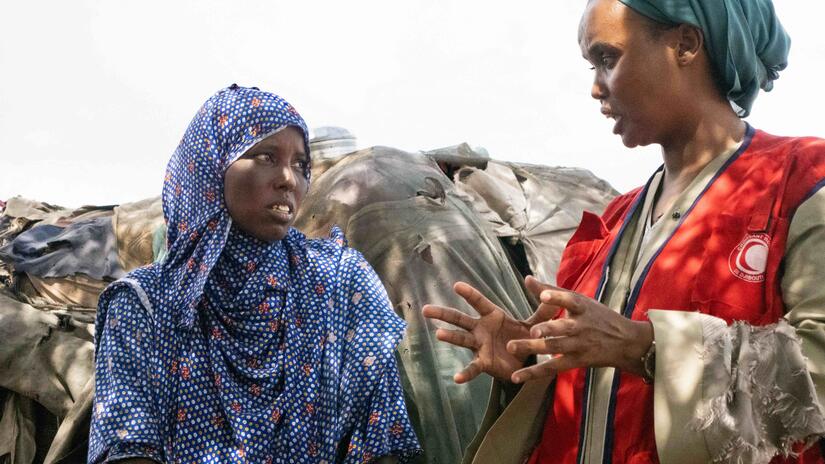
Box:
[88,85,420,463]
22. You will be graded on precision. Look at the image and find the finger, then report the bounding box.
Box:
[506,336,576,358]
[538,289,586,315]
[454,360,483,384]
[529,318,577,338]
[523,276,567,322]
[525,301,563,326]
[511,356,578,384]
[435,328,479,350]
[524,275,563,299]
[453,282,501,317]
[423,304,478,331]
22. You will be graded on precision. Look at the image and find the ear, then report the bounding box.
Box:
[675,24,703,66]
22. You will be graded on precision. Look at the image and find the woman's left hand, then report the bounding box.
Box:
[506,277,654,384]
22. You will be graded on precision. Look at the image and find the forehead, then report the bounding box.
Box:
[578,0,635,51]
[252,126,306,154]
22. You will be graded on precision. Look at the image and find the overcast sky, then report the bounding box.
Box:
[1,1,823,208]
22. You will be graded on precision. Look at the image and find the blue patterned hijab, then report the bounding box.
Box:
[162,84,310,329]
[89,86,420,463]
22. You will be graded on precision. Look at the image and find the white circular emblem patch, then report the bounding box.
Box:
[728,233,770,282]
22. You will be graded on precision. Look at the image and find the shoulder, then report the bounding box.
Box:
[101,265,159,307]
[96,265,160,336]
[94,273,159,352]
[749,130,825,165]
[747,130,825,213]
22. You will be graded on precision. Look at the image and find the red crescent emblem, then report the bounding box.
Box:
[728,234,770,282]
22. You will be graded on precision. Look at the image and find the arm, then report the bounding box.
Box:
[783,188,825,410]
[339,251,421,463]
[88,286,163,464]
[644,189,825,463]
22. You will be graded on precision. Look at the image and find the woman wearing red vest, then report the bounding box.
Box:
[424,0,825,463]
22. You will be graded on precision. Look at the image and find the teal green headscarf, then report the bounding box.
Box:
[619,0,790,117]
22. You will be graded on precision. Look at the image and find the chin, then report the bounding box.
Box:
[619,132,652,149]
[252,226,290,243]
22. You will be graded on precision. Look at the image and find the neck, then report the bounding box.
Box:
[659,103,746,191]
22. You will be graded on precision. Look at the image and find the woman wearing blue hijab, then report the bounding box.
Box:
[426,1,825,463]
[88,85,420,463]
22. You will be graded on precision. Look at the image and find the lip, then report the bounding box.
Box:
[266,200,295,222]
[600,107,622,134]
[611,115,623,135]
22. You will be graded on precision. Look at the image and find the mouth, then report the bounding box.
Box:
[601,108,622,135]
[267,202,294,222]
[611,115,623,135]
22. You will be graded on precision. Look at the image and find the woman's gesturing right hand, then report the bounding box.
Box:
[422,279,561,384]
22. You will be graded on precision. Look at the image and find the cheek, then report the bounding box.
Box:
[294,179,309,208]
[225,169,266,215]
[614,76,661,123]
[610,70,643,103]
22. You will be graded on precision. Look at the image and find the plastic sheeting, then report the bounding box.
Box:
[0,288,93,464]
[453,161,616,284]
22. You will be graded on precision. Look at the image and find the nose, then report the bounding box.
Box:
[272,163,298,191]
[591,72,608,101]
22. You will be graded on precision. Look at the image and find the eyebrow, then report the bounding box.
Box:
[583,41,621,61]
[243,144,308,162]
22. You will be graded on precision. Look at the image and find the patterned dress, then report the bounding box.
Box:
[88,85,420,463]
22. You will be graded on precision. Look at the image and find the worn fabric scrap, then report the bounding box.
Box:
[0,217,123,280]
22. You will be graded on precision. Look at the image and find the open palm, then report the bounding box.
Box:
[423,282,538,383]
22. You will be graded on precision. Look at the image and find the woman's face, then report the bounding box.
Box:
[224,126,309,242]
[579,0,684,148]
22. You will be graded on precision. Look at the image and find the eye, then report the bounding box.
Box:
[253,153,275,164]
[589,53,617,72]
[599,54,616,68]
[292,158,309,171]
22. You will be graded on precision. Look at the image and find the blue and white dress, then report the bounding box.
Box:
[88,85,420,463]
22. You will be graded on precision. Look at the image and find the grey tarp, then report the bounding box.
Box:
[0,289,94,464]
[452,161,617,283]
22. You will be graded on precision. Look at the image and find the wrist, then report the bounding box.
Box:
[641,340,656,383]
[622,321,654,376]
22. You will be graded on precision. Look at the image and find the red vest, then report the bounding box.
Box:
[531,128,825,463]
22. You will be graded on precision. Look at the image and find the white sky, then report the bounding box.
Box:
[1,1,823,208]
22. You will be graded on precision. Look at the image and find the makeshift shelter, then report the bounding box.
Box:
[0,144,615,464]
